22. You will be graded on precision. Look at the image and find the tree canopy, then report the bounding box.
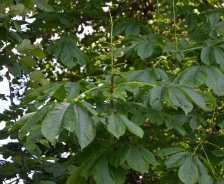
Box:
[1,0,224,183]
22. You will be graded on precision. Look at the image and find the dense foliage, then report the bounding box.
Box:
[1,0,224,183]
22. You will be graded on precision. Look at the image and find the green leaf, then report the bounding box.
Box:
[127,69,156,84]
[154,147,186,156]
[212,150,224,157]
[94,156,115,184]
[8,62,21,77]
[174,66,207,87]
[110,166,126,184]
[125,23,139,36]
[201,47,215,65]
[17,38,35,53]
[113,21,129,36]
[24,142,42,156]
[214,21,224,35]
[197,154,216,178]
[53,38,86,67]
[20,56,36,67]
[154,68,170,83]
[179,86,213,111]
[41,103,76,145]
[81,155,104,178]
[66,157,93,184]
[65,82,80,100]
[41,181,56,184]
[78,101,98,116]
[110,143,129,167]
[31,47,45,59]
[127,144,149,174]
[137,42,154,60]
[107,112,126,139]
[194,157,210,184]
[222,160,224,168]
[150,86,166,110]
[208,13,220,28]
[168,86,193,114]
[30,70,45,82]
[119,114,144,138]
[74,104,96,150]
[213,47,224,69]
[218,120,224,128]
[10,3,25,15]
[165,152,189,168]
[32,0,54,12]
[138,145,157,166]
[178,155,199,184]
[205,66,224,96]
[131,109,146,125]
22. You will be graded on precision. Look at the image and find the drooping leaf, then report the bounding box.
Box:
[205,66,224,96]
[10,3,25,15]
[127,144,149,174]
[137,42,154,60]
[178,155,199,184]
[20,56,36,67]
[165,152,189,168]
[30,70,45,82]
[41,103,76,145]
[174,66,207,87]
[127,69,156,84]
[194,157,210,184]
[119,114,144,138]
[81,155,105,178]
[179,86,213,111]
[154,147,186,156]
[65,82,80,100]
[94,156,115,184]
[110,166,126,184]
[125,23,139,36]
[214,21,224,36]
[19,105,52,139]
[110,143,129,167]
[150,85,166,110]
[113,21,129,36]
[16,38,35,53]
[78,101,98,116]
[154,68,170,83]
[211,150,224,157]
[201,46,215,65]
[52,37,86,67]
[213,46,224,69]
[167,86,193,114]
[131,109,146,125]
[138,144,157,166]
[107,112,126,139]
[74,104,96,150]
[8,62,21,77]
[31,47,45,59]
